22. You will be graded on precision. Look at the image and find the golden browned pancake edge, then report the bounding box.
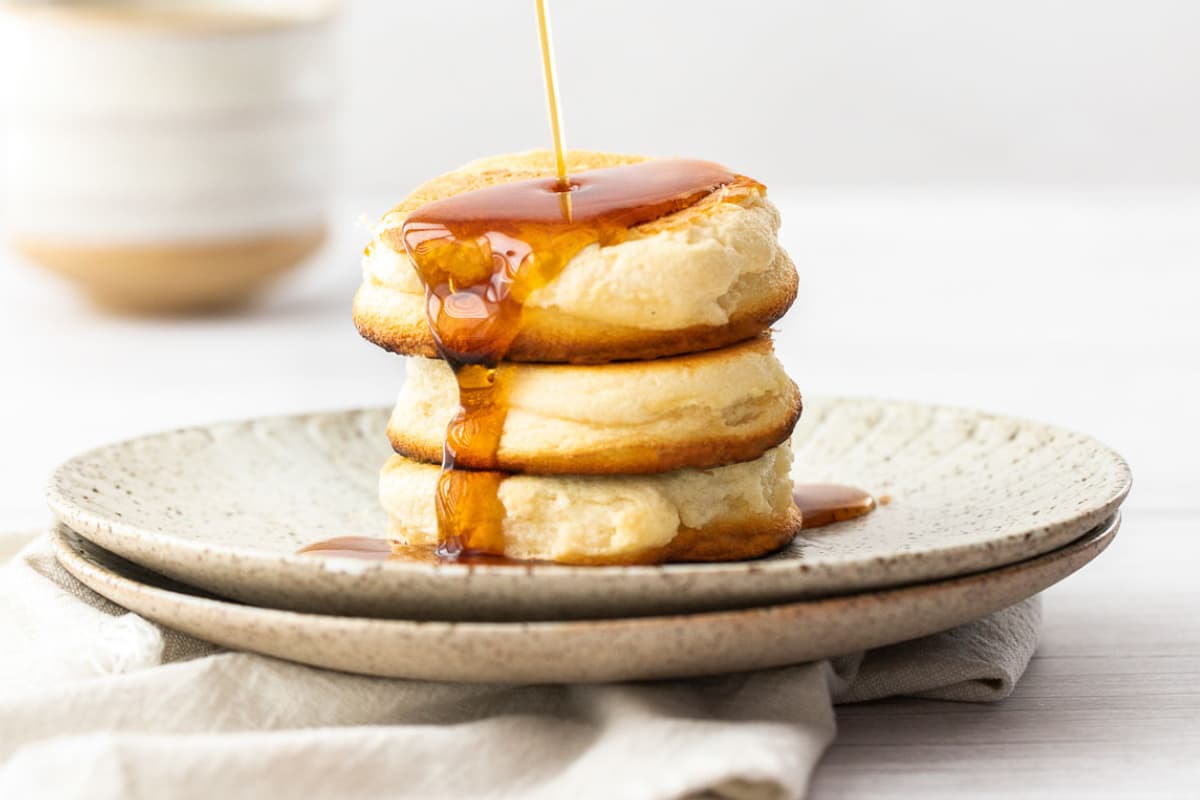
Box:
[590,506,801,566]
[389,394,800,474]
[380,444,801,565]
[387,337,803,474]
[354,252,796,364]
[353,150,798,364]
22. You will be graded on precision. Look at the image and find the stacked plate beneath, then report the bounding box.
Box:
[47,397,1131,682]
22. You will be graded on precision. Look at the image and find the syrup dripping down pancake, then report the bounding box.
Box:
[354,150,797,364]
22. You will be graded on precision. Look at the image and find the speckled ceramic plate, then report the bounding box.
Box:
[46,397,1131,621]
[52,517,1118,682]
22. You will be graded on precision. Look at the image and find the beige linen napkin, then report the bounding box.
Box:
[0,530,1040,800]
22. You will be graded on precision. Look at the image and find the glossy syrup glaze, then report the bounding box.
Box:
[397,159,740,559]
[297,536,540,568]
[792,484,877,528]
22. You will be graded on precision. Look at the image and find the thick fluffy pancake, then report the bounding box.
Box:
[380,444,799,565]
[389,337,801,474]
[354,150,798,364]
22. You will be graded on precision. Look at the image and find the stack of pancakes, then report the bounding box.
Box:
[354,151,802,565]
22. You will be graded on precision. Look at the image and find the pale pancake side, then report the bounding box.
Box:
[380,444,800,565]
[389,337,802,474]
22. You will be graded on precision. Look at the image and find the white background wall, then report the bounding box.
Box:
[336,0,1200,191]
[1,0,1197,190]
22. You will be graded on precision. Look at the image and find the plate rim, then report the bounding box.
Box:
[53,513,1121,634]
[44,396,1133,581]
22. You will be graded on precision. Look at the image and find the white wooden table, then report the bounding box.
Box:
[1,190,1197,796]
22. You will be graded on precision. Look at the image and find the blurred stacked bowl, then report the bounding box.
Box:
[0,0,338,312]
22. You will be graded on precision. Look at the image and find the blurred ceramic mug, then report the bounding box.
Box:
[0,0,337,312]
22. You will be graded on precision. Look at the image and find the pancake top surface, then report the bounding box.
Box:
[356,150,794,361]
[378,150,764,236]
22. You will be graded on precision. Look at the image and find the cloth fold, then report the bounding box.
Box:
[0,531,1040,800]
